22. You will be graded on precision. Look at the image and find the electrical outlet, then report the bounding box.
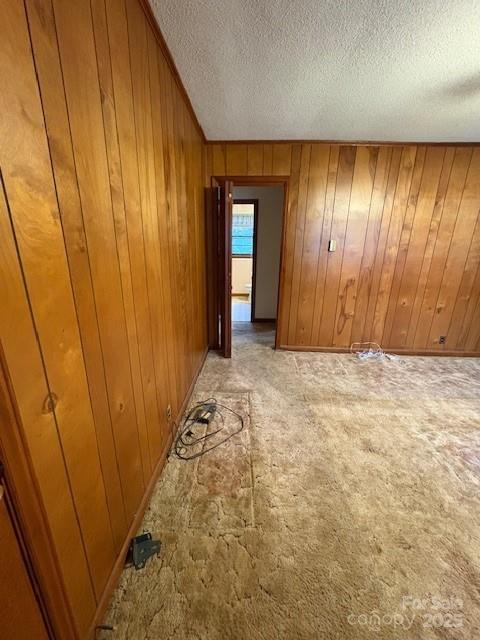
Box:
[439,335,446,344]
[166,404,172,421]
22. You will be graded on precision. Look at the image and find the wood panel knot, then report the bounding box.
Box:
[42,392,58,414]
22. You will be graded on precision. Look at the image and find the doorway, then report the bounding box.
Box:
[231,185,284,327]
[206,177,287,357]
[231,199,256,322]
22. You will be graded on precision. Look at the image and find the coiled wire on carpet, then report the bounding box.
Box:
[350,341,399,361]
[173,397,244,461]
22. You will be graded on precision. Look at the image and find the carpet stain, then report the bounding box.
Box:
[104,324,480,639]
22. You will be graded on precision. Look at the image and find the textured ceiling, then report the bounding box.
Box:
[149,0,480,142]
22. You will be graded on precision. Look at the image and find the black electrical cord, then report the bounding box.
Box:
[173,397,244,460]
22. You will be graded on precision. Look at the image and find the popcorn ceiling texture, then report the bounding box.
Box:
[149,0,480,141]
[104,323,480,639]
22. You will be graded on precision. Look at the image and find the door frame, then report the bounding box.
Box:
[232,198,258,322]
[0,349,72,639]
[210,176,289,351]
[208,178,233,357]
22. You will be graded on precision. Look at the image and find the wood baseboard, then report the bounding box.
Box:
[278,344,480,357]
[252,317,276,323]
[88,346,208,638]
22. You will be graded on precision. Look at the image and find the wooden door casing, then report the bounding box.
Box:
[221,181,233,358]
[210,179,233,358]
[0,479,49,640]
[0,347,76,640]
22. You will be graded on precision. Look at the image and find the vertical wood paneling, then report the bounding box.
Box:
[247,144,263,175]
[468,302,480,349]
[262,144,273,175]
[387,146,446,347]
[428,149,480,349]
[380,146,427,345]
[287,144,311,343]
[0,179,95,636]
[413,148,473,348]
[295,145,330,344]
[333,146,378,347]
[1,0,115,604]
[25,0,127,552]
[350,146,393,344]
[194,130,208,354]
[464,263,480,350]
[272,143,292,175]
[212,144,226,175]
[360,147,403,343]
[174,91,193,383]
[318,146,356,345]
[147,30,177,446]
[105,0,164,484]
[226,144,248,175]
[310,146,340,344]
[159,57,184,413]
[161,63,187,412]
[190,113,207,362]
[276,144,301,346]
[168,73,190,402]
[371,146,419,344]
[92,0,154,491]
[1,0,208,635]
[126,0,170,465]
[405,148,455,346]
[206,141,480,354]
[52,0,144,524]
[204,144,213,184]
[447,217,480,349]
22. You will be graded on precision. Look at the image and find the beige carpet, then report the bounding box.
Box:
[104,324,480,639]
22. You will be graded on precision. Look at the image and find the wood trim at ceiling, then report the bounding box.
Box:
[137,0,206,143]
[207,139,480,147]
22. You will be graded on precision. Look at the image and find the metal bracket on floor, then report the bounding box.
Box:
[126,532,161,570]
[95,624,115,638]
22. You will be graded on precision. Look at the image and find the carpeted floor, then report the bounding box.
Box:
[104,323,480,639]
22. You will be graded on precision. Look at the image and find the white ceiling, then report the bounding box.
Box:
[149,0,480,142]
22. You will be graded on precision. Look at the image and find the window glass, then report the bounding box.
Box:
[232,203,254,256]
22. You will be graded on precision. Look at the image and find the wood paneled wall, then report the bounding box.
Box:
[206,142,480,355]
[0,0,206,637]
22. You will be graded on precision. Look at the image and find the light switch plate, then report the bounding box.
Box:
[328,239,337,252]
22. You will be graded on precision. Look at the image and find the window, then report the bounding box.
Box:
[232,202,255,257]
